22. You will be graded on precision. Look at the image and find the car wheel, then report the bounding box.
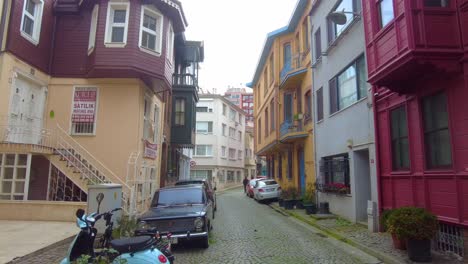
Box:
[201,224,210,249]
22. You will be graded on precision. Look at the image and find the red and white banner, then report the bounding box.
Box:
[144,140,158,159]
[72,87,97,123]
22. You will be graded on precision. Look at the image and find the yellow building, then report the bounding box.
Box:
[249,0,314,195]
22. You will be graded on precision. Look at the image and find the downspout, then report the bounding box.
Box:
[48,15,58,74]
[372,85,383,231]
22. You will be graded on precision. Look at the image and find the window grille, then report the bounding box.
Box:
[433,223,464,258]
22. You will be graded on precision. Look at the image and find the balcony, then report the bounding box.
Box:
[280,53,308,90]
[173,73,198,91]
[279,118,308,143]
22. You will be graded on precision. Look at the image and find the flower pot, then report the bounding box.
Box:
[283,199,295,210]
[278,199,284,207]
[391,234,407,250]
[318,202,329,214]
[407,239,431,262]
[303,204,317,215]
[296,201,305,209]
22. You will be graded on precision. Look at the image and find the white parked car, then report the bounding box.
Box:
[253,179,281,202]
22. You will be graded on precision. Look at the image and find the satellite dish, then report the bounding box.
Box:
[328,12,348,25]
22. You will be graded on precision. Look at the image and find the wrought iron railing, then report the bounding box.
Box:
[173,73,197,88]
[280,119,304,138]
[280,52,307,82]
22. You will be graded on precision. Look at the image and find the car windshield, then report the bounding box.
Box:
[153,188,203,207]
[263,180,278,185]
[249,180,258,185]
[175,181,204,186]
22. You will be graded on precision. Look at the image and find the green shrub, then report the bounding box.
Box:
[380,209,394,231]
[112,214,138,239]
[387,207,438,240]
[302,183,316,204]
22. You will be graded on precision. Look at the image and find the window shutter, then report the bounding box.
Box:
[317,89,324,121]
[329,78,338,114]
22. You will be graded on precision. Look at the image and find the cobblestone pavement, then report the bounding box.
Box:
[10,188,375,264]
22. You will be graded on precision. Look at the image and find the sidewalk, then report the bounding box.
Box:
[268,202,463,264]
[0,220,75,263]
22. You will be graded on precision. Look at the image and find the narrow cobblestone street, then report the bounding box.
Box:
[10,187,380,264]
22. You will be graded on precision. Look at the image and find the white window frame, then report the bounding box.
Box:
[153,104,160,143]
[143,95,152,140]
[228,148,236,160]
[238,150,242,160]
[222,123,227,136]
[104,1,130,48]
[221,146,226,158]
[166,22,174,64]
[20,0,44,45]
[194,145,213,157]
[88,4,99,55]
[0,154,32,201]
[138,5,164,55]
[196,121,213,134]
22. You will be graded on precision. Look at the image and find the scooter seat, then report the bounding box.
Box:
[110,235,154,254]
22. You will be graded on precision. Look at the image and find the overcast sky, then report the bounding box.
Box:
[180,0,297,95]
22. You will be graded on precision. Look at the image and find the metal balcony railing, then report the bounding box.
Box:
[280,119,304,138]
[280,53,307,82]
[173,73,198,88]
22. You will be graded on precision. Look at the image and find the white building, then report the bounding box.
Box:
[191,95,246,190]
[244,127,256,179]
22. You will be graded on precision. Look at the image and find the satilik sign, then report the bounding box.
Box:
[144,140,158,159]
[72,87,97,123]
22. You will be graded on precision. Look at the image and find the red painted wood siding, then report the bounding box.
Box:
[362,0,464,82]
[374,71,468,226]
[6,0,55,73]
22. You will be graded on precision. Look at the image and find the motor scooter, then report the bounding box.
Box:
[60,207,171,264]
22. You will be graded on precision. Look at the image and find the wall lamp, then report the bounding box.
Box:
[328,10,361,25]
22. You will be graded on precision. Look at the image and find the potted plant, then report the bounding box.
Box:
[379,209,394,233]
[279,188,289,208]
[302,183,317,215]
[387,207,438,262]
[282,186,298,210]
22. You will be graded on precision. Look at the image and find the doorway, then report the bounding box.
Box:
[7,76,46,144]
[354,149,371,223]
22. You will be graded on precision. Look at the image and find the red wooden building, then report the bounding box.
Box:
[362,0,468,257]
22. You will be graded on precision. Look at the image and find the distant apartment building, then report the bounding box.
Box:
[191,95,246,190]
[0,0,202,217]
[244,127,256,179]
[224,88,254,127]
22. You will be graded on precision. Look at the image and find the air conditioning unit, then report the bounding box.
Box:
[208,108,213,112]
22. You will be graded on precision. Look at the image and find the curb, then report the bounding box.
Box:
[216,185,242,195]
[269,204,403,264]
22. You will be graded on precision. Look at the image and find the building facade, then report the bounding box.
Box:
[191,95,246,190]
[244,127,256,179]
[309,0,378,230]
[250,0,315,195]
[224,87,254,127]
[362,0,468,256]
[0,0,201,216]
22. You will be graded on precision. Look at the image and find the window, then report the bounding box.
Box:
[317,88,323,121]
[302,19,309,52]
[71,87,98,135]
[283,43,292,69]
[265,108,269,136]
[227,171,235,182]
[166,23,174,63]
[329,55,367,114]
[88,4,99,54]
[229,108,236,121]
[196,107,208,112]
[238,150,242,160]
[0,154,30,200]
[190,170,212,180]
[221,146,226,158]
[20,0,44,45]
[143,96,152,139]
[229,127,236,138]
[320,154,350,193]
[238,131,242,141]
[175,98,185,125]
[194,145,213,156]
[196,121,213,133]
[305,90,312,122]
[390,106,410,170]
[258,118,262,144]
[425,0,450,7]
[269,56,274,84]
[328,0,360,44]
[139,5,163,53]
[378,0,394,28]
[222,123,227,136]
[264,68,268,95]
[422,92,452,168]
[228,148,236,160]
[153,104,160,143]
[314,28,322,62]
[222,104,227,116]
[270,100,275,132]
[105,2,129,46]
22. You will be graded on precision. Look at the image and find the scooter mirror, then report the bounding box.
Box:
[76,209,85,219]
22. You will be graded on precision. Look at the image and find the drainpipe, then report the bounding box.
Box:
[371,85,383,230]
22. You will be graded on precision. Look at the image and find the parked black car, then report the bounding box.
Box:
[175,179,217,212]
[136,185,214,248]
